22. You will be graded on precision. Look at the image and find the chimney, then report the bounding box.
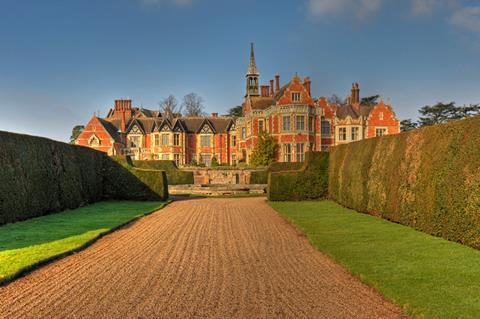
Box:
[261,85,270,97]
[275,74,280,95]
[270,80,274,96]
[355,83,360,104]
[303,77,311,96]
[115,99,132,111]
[211,112,218,118]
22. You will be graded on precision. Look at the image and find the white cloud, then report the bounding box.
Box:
[450,6,480,33]
[308,0,383,19]
[140,0,192,7]
[411,0,438,16]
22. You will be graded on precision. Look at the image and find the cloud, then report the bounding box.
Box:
[308,0,383,19]
[140,0,192,7]
[411,0,438,16]
[449,6,480,33]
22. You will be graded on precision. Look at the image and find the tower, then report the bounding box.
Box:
[245,43,259,97]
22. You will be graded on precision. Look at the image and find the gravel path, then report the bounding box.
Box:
[0,198,406,318]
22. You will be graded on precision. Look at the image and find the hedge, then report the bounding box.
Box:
[133,160,194,185]
[268,152,329,201]
[0,131,169,225]
[104,157,168,201]
[329,116,480,249]
[250,162,304,184]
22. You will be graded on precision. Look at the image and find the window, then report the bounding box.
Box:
[376,128,387,137]
[232,135,237,147]
[296,143,305,162]
[292,92,301,102]
[241,127,246,139]
[201,135,211,147]
[161,134,169,146]
[88,135,100,147]
[174,154,180,166]
[351,127,359,141]
[173,134,180,146]
[129,136,141,148]
[321,120,331,135]
[282,116,291,131]
[200,154,212,167]
[154,134,160,147]
[161,154,169,160]
[379,112,384,120]
[308,117,314,132]
[258,120,264,133]
[339,127,347,141]
[296,116,305,131]
[283,144,292,162]
[231,154,237,166]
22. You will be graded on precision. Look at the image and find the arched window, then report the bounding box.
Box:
[88,135,100,147]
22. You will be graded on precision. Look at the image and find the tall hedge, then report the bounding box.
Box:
[104,157,168,201]
[329,116,480,249]
[268,152,329,201]
[250,162,304,184]
[133,160,194,185]
[0,131,104,224]
[0,131,169,225]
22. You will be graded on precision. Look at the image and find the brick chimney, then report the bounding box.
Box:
[303,77,311,96]
[113,99,133,120]
[350,83,360,104]
[270,80,274,96]
[260,85,270,97]
[211,112,218,118]
[275,74,280,95]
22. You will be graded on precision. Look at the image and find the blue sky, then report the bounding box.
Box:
[1,0,479,142]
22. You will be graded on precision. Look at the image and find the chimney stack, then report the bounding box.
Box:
[261,85,270,97]
[303,77,311,96]
[275,74,280,95]
[270,79,274,96]
[211,112,218,118]
[350,83,360,104]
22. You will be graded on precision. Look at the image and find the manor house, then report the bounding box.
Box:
[76,44,400,165]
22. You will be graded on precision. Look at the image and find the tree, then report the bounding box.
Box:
[249,132,278,167]
[360,95,380,106]
[182,93,205,117]
[327,94,345,105]
[400,119,418,132]
[70,125,84,144]
[226,105,243,117]
[159,95,181,117]
[418,102,456,127]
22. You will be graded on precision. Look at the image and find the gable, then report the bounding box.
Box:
[277,77,315,105]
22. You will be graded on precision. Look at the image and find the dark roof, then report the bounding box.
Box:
[97,118,122,142]
[275,81,291,100]
[181,117,233,133]
[251,97,275,110]
[335,104,375,119]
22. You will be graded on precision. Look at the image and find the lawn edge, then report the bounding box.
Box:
[0,200,172,287]
[266,200,413,318]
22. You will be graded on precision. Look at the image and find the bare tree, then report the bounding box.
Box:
[182,93,205,117]
[159,95,182,117]
[328,94,346,105]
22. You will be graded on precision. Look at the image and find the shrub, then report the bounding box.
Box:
[133,160,194,185]
[329,116,480,249]
[104,157,168,201]
[250,162,304,184]
[249,132,278,167]
[268,152,329,201]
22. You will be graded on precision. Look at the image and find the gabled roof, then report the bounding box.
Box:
[250,97,276,110]
[126,118,146,134]
[275,82,291,101]
[97,117,122,142]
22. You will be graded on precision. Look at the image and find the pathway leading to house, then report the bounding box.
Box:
[0,198,405,318]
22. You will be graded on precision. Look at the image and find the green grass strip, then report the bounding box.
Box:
[270,200,480,319]
[0,201,167,285]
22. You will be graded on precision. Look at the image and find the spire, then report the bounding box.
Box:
[247,42,259,75]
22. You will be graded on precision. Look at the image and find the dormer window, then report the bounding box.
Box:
[292,92,301,102]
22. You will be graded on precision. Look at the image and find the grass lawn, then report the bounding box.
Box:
[270,200,480,319]
[0,201,166,285]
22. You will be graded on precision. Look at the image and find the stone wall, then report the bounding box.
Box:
[184,168,266,185]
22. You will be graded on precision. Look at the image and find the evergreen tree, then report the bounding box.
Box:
[400,119,418,132]
[70,125,84,144]
[249,132,278,167]
[360,95,380,106]
[226,105,243,117]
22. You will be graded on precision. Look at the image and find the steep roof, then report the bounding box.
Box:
[250,97,276,110]
[97,118,122,142]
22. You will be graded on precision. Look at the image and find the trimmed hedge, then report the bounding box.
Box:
[268,152,329,201]
[250,162,304,184]
[104,157,168,201]
[133,160,194,185]
[329,116,480,249]
[0,131,169,225]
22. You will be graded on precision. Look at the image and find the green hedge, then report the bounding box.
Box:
[268,152,329,201]
[329,116,480,249]
[133,160,194,185]
[0,131,104,224]
[0,131,169,225]
[250,162,304,184]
